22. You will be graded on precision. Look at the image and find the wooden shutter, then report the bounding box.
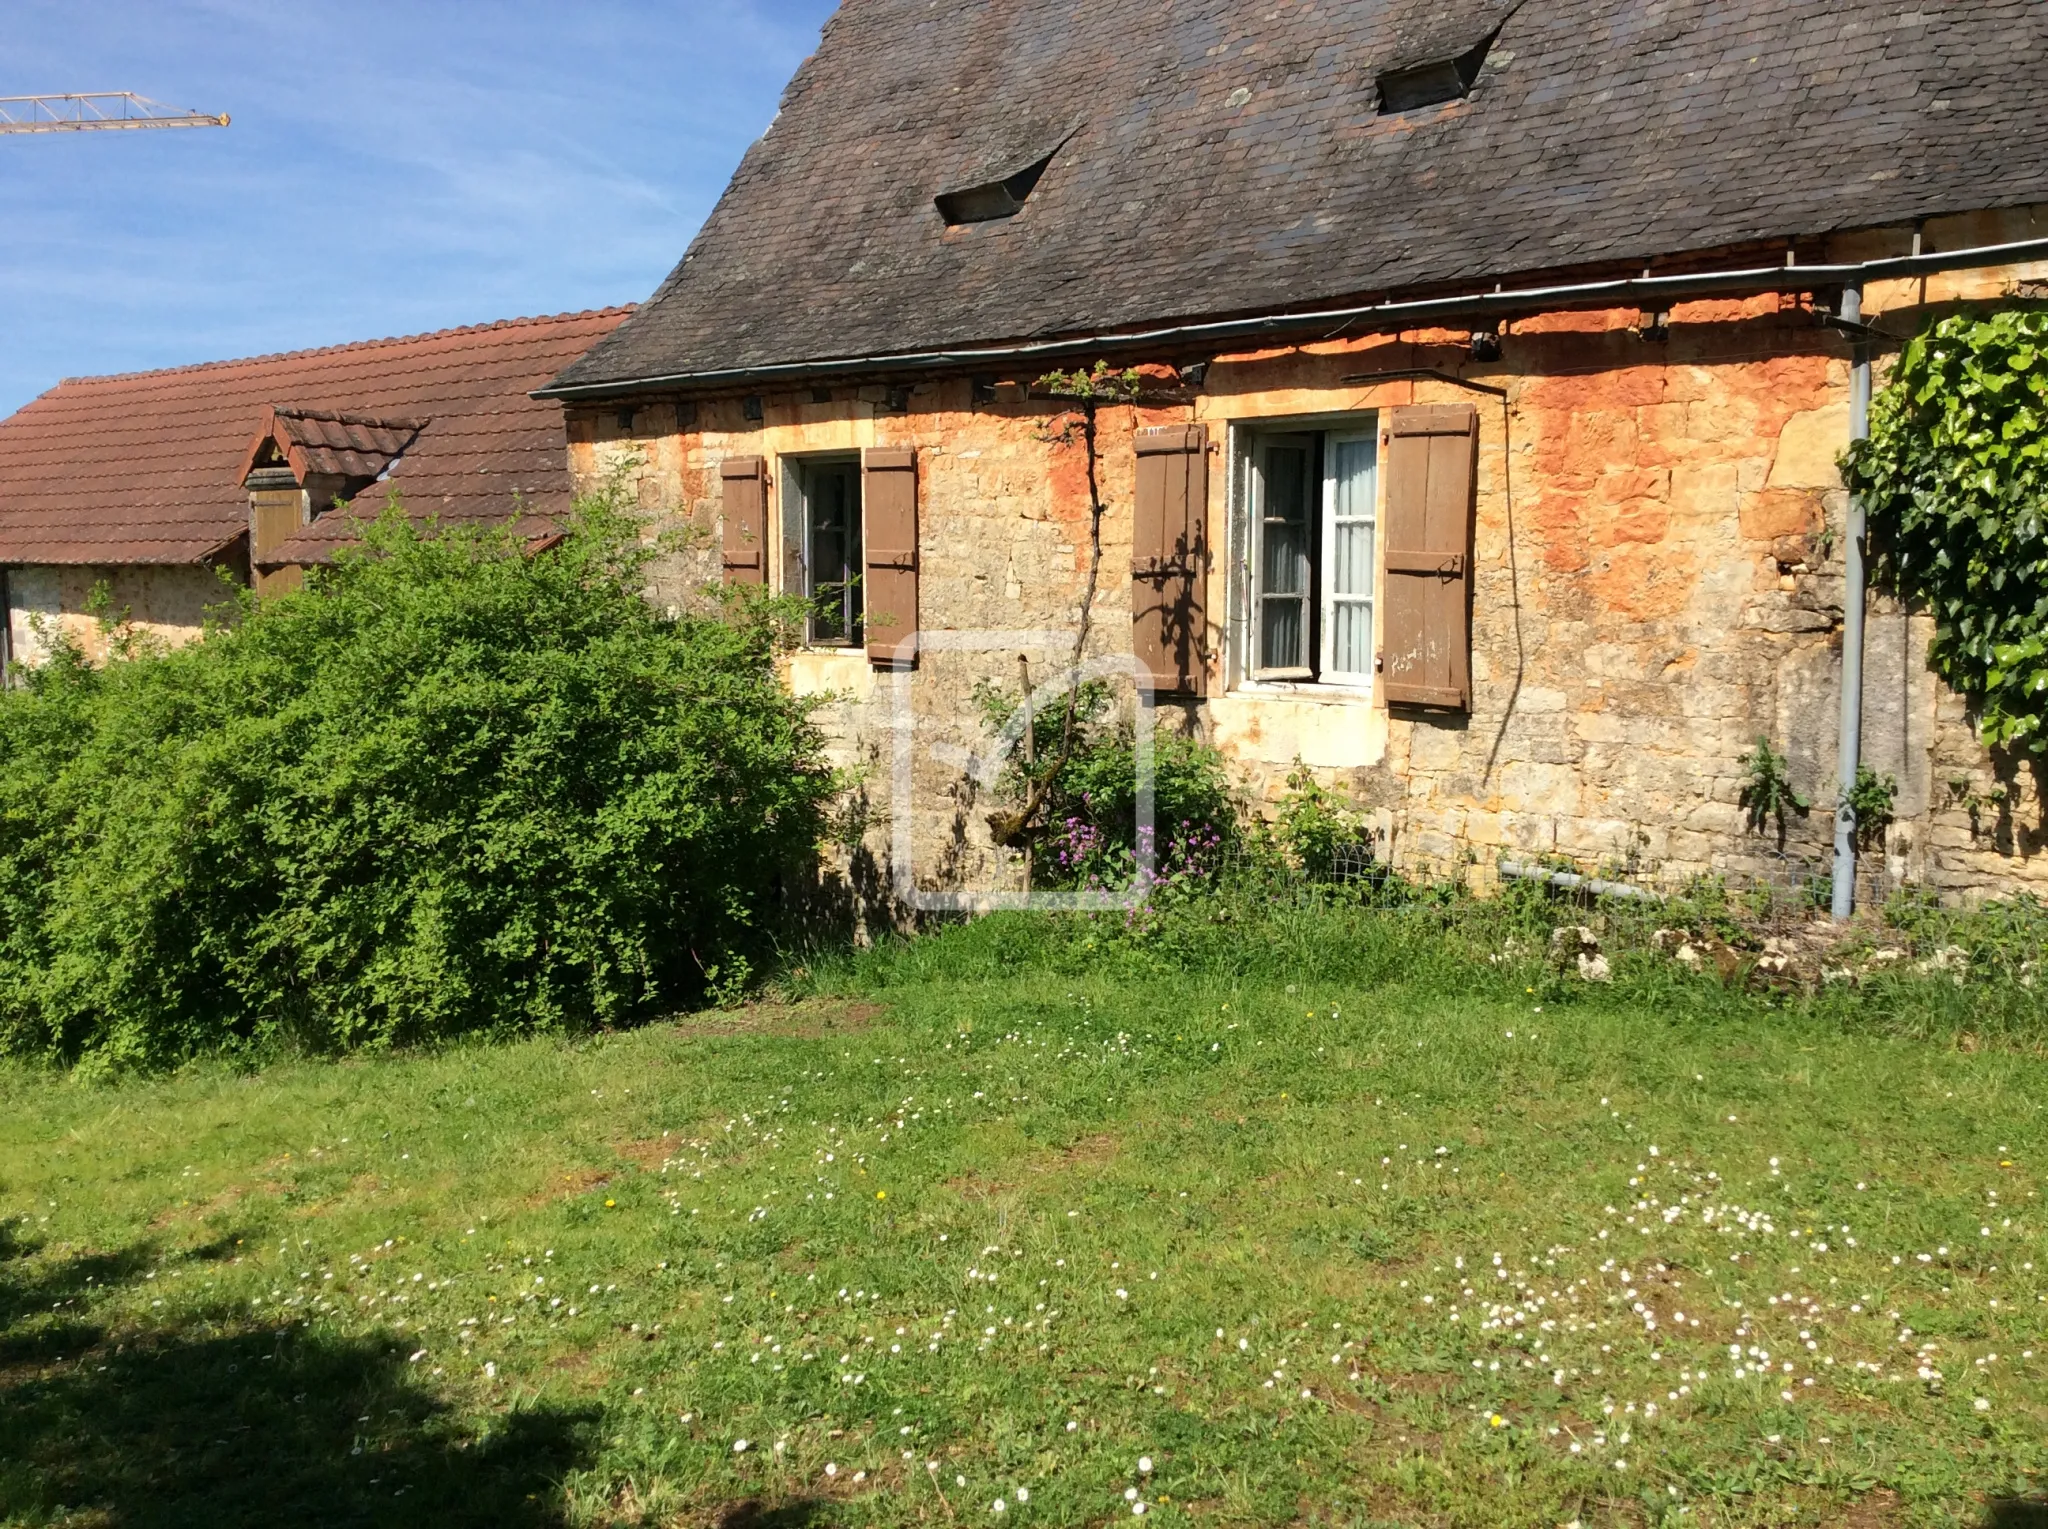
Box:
[1380,403,1478,709]
[1131,423,1209,695]
[720,456,767,585]
[249,484,307,598]
[863,447,918,667]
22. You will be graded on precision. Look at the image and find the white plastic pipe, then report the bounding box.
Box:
[1497,859,1661,902]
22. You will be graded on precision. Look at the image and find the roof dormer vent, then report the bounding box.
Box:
[933,115,1082,228]
[1376,28,1499,114]
[935,151,1055,227]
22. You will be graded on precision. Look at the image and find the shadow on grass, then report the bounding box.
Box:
[0,1222,596,1527]
[1987,1497,2048,1527]
[711,1500,829,1529]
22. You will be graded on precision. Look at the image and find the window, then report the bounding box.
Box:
[791,456,862,646]
[1245,421,1379,687]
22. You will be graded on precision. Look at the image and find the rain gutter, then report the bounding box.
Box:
[534,234,2048,400]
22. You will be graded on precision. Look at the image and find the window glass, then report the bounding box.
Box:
[802,459,862,645]
[1322,432,1377,682]
[1245,420,1378,688]
[1254,437,1314,674]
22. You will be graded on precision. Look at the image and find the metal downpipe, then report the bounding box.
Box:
[1831,283,1871,920]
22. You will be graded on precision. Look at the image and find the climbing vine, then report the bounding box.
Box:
[1843,308,2048,754]
[985,362,1142,852]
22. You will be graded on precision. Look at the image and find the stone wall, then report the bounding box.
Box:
[5,561,239,670]
[568,210,2048,909]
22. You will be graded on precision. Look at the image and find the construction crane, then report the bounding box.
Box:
[0,93,228,135]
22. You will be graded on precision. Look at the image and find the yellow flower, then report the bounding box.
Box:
[1488,1413,1506,1428]
[605,1199,616,1208]
[876,1191,887,1200]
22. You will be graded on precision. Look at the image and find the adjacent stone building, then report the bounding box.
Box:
[0,308,628,667]
[540,0,2048,908]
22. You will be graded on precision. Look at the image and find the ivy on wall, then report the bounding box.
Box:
[1844,309,2048,754]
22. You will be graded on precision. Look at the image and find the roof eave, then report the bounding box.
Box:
[0,529,247,568]
[535,233,2048,402]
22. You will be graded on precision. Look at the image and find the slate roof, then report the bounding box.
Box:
[549,0,2048,395]
[0,308,630,567]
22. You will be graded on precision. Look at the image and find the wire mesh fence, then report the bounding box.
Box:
[1208,830,1908,935]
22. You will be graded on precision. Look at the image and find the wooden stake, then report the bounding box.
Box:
[1019,653,1034,894]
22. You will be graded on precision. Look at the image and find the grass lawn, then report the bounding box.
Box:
[1,913,2043,1527]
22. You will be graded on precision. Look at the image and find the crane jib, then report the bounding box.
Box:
[0,93,228,135]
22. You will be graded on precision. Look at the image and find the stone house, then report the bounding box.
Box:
[542,0,2048,908]
[0,308,628,669]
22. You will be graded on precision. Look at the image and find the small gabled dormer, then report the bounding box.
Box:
[235,407,424,593]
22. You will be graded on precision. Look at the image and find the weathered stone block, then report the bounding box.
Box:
[1768,403,1852,489]
[1740,489,1823,541]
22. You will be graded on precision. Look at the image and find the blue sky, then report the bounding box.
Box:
[0,0,838,415]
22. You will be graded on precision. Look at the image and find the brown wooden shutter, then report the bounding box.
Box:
[1380,403,1478,709]
[863,447,918,667]
[720,456,767,585]
[248,481,309,597]
[1131,423,1209,695]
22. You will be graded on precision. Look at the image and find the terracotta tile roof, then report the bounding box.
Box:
[236,408,427,486]
[0,307,631,567]
[549,0,2048,393]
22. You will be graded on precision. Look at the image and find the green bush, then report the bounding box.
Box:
[1272,762,1372,880]
[1843,308,2048,753]
[972,679,1239,888]
[1736,736,1809,836]
[0,495,834,1070]
[1044,727,1237,884]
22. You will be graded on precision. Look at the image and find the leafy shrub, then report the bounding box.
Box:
[0,494,834,1070]
[1044,729,1236,885]
[1844,763,1898,849]
[1273,762,1372,880]
[1844,308,2048,753]
[973,679,1238,889]
[1737,737,1809,835]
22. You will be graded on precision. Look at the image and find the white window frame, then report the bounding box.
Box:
[1249,432,1316,681]
[1318,428,1378,688]
[1234,415,1380,696]
[782,453,864,649]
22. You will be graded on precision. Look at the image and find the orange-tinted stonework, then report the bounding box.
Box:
[570,212,2048,909]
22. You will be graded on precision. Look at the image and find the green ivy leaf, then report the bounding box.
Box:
[1847,307,2048,755]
